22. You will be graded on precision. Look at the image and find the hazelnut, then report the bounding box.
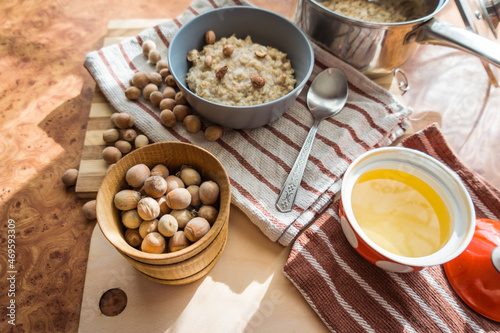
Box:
[205,30,216,44]
[137,197,161,220]
[165,75,176,87]
[156,60,169,71]
[160,98,176,111]
[159,68,170,78]
[185,217,211,242]
[156,196,171,215]
[126,164,150,188]
[121,209,143,229]
[125,228,142,248]
[170,209,195,229]
[134,134,149,149]
[223,44,234,56]
[179,166,201,186]
[114,189,141,210]
[174,91,187,105]
[103,128,120,143]
[251,74,265,88]
[148,72,163,86]
[216,66,228,80]
[61,168,78,186]
[204,55,213,67]
[143,176,168,198]
[166,188,191,210]
[168,231,190,252]
[114,113,134,129]
[115,140,132,154]
[187,185,201,207]
[141,232,165,254]
[151,164,169,178]
[82,200,97,220]
[198,205,218,225]
[120,128,137,142]
[142,40,156,56]
[143,83,158,100]
[102,146,122,163]
[158,214,178,238]
[160,109,176,127]
[148,50,161,65]
[165,175,185,193]
[163,86,176,99]
[183,115,201,133]
[173,104,191,122]
[149,91,164,107]
[132,72,150,88]
[199,180,219,205]
[125,86,141,100]
[204,125,223,141]
[139,219,159,238]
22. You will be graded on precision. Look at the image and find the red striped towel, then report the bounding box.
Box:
[284,123,500,332]
[84,0,411,245]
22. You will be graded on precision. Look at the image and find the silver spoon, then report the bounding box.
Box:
[276,68,348,213]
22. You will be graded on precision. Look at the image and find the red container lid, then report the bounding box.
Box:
[444,218,500,322]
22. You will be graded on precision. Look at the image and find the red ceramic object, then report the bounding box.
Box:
[444,218,500,322]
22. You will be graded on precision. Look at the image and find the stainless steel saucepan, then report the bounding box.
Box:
[295,0,500,77]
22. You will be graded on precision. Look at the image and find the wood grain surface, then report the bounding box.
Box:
[0,0,499,332]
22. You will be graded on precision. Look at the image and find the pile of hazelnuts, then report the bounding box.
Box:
[124,39,224,141]
[114,163,220,254]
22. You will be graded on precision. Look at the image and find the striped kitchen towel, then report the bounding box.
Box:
[284,123,500,332]
[83,0,411,246]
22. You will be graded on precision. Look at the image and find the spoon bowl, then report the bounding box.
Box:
[276,68,348,213]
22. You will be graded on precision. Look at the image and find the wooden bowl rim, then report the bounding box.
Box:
[96,141,231,262]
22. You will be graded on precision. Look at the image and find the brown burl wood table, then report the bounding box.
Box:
[0,0,499,332]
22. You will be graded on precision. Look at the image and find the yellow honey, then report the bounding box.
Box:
[351,168,451,257]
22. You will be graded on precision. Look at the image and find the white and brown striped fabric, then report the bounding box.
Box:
[284,124,500,332]
[84,0,411,245]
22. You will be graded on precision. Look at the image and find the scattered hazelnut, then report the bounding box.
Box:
[159,68,170,78]
[126,164,150,188]
[148,50,161,65]
[251,74,265,88]
[156,60,169,71]
[223,44,234,56]
[172,104,191,122]
[61,168,79,186]
[216,66,228,80]
[125,86,141,100]
[137,197,161,220]
[174,91,187,105]
[204,125,223,141]
[142,40,156,56]
[102,146,122,163]
[160,109,176,127]
[143,83,158,100]
[115,140,132,154]
[149,91,164,107]
[205,30,216,44]
[82,200,97,220]
[125,228,142,248]
[183,115,201,133]
[141,232,165,254]
[165,75,176,87]
[134,134,149,149]
[103,128,120,143]
[122,209,143,229]
[199,180,219,205]
[113,113,134,129]
[132,72,150,88]
[159,98,176,111]
[114,189,141,210]
[185,217,211,242]
[120,128,137,142]
[204,55,213,67]
[163,86,176,99]
[148,72,163,86]
[168,231,190,252]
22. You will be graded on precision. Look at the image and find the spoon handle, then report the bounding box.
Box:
[276,118,321,213]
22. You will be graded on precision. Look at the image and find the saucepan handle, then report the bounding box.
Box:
[410,18,500,68]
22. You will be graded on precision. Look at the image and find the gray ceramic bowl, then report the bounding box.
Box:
[168,7,314,129]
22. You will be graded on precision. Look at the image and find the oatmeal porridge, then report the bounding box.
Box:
[319,0,423,23]
[186,34,296,106]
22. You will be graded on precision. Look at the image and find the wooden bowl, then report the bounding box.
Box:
[96,142,231,285]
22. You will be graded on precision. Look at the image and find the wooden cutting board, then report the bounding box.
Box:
[74,19,401,199]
